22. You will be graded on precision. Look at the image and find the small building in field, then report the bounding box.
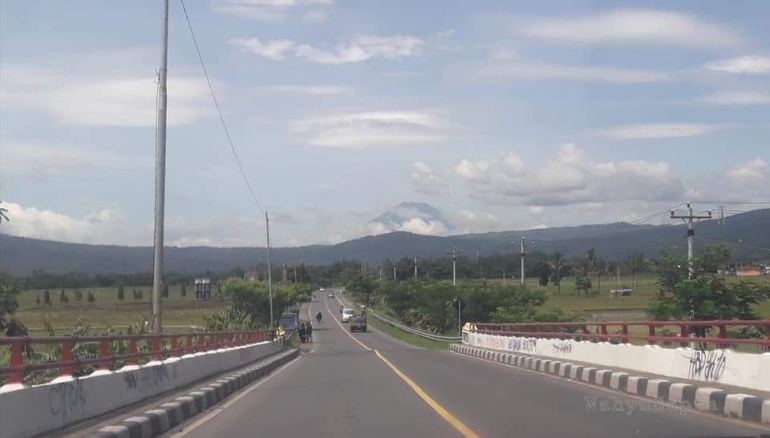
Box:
[195,277,211,300]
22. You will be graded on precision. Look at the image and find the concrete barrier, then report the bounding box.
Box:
[464,331,770,392]
[0,340,282,438]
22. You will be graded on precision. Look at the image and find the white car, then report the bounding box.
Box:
[341,308,355,323]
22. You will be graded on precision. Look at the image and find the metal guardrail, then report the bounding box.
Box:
[369,311,461,342]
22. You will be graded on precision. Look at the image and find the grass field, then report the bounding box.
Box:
[367,313,449,350]
[509,274,770,319]
[15,286,227,333]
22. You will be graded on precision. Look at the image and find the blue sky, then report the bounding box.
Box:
[1,0,768,247]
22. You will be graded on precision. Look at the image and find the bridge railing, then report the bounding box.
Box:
[470,320,770,350]
[0,330,271,386]
[369,311,461,342]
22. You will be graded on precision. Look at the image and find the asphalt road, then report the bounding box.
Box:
[173,289,769,438]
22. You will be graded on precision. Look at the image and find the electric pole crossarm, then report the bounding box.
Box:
[670,201,712,279]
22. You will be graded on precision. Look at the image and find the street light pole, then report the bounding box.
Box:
[447,248,461,286]
[151,0,170,334]
[265,211,274,328]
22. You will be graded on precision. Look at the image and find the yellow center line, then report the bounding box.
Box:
[374,349,481,438]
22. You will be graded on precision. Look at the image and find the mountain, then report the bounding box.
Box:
[1,209,769,275]
[367,202,454,235]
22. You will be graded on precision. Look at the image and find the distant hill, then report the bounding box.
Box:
[1,209,769,275]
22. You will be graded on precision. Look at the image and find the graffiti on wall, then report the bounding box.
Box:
[123,364,178,394]
[48,380,87,420]
[552,341,573,354]
[687,348,726,381]
[509,337,537,353]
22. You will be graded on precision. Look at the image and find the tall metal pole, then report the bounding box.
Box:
[447,248,460,286]
[265,211,274,328]
[520,237,525,286]
[413,257,418,280]
[671,201,711,280]
[393,262,397,281]
[151,0,170,334]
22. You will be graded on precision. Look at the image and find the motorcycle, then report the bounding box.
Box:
[316,311,323,323]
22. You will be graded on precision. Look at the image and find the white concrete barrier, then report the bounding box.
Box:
[464,331,770,392]
[0,340,282,438]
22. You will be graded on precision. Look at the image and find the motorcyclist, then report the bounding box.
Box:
[316,311,323,323]
[339,305,343,314]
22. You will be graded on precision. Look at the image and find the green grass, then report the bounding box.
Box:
[367,314,449,350]
[16,298,227,334]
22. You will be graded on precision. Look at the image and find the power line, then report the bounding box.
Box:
[630,203,685,225]
[696,200,770,205]
[179,0,265,215]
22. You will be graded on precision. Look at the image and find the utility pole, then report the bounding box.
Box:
[502,267,506,286]
[294,265,297,283]
[151,0,170,334]
[265,211,274,328]
[447,248,461,286]
[671,201,712,279]
[393,261,397,281]
[378,263,383,282]
[413,256,419,280]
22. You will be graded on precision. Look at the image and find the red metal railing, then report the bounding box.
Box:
[0,330,271,385]
[470,320,770,349]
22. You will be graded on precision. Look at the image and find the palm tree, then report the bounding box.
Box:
[552,251,566,295]
[595,258,606,296]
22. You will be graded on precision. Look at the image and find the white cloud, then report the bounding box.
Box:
[411,161,445,195]
[2,143,150,181]
[289,110,446,148]
[398,218,449,235]
[213,0,333,22]
[0,202,148,245]
[697,91,770,106]
[726,158,768,185]
[515,9,740,48]
[596,123,721,140]
[1,59,212,126]
[477,61,670,83]
[258,85,351,95]
[229,38,297,60]
[528,205,545,218]
[706,56,770,74]
[452,209,503,233]
[456,143,684,206]
[527,224,548,230]
[294,35,423,64]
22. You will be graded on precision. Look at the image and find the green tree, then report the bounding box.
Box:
[491,286,547,323]
[59,288,67,303]
[117,285,125,301]
[595,258,606,296]
[551,251,566,295]
[537,262,552,287]
[43,289,51,305]
[180,283,187,297]
[648,246,770,330]
[162,283,169,298]
[347,275,376,306]
[74,289,84,301]
[0,204,9,223]
[87,291,96,303]
[36,295,41,305]
[0,281,28,336]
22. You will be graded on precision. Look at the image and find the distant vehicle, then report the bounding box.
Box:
[341,308,355,323]
[327,293,334,298]
[320,287,325,291]
[350,315,367,332]
[279,312,299,331]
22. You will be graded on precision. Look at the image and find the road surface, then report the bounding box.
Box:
[173,290,768,438]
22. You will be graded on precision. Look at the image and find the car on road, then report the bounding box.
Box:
[320,287,325,291]
[350,315,367,332]
[327,293,334,298]
[341,308,355,323]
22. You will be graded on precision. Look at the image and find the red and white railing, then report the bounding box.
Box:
[0,330,271,385]
[469,320,770,349]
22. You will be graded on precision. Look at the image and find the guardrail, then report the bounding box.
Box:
[470,320,770,349]
[0,330,271,385]
[369,311,461,342]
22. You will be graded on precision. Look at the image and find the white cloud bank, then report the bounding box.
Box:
[231,35,423,64]
[706,56,770,74]
[514,9,741,48]
[290,110,446,148]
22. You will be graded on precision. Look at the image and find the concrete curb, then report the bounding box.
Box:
[450,344,770,425]
[84,348,299,438]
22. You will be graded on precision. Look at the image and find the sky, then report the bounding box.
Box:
[0,0,768,248]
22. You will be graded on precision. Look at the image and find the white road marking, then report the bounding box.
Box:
[324,294,372,351]
[168,355,301,437]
